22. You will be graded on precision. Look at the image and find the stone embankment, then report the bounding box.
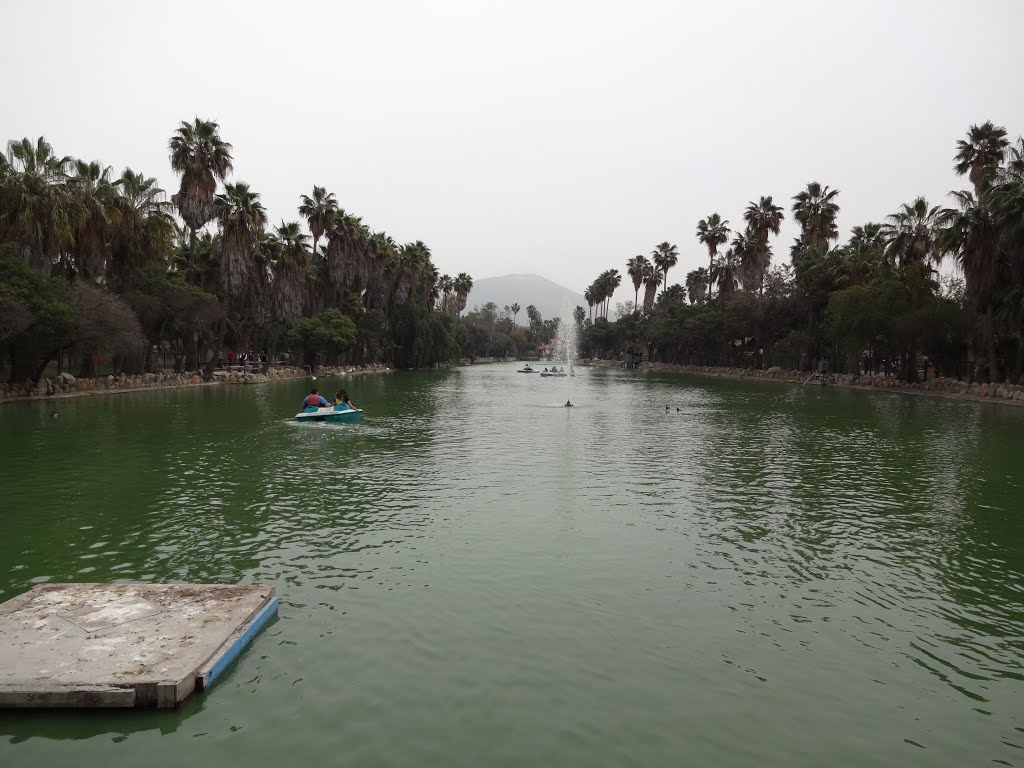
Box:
[587,360,1024,406]
[0,363,392,403]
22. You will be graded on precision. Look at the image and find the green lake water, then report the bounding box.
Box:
[0,366,1022,767]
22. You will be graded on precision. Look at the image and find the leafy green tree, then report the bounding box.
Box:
[0,243,76,381]
[825,283,890,362]
[125,263,224,372]
[288,308,357,367]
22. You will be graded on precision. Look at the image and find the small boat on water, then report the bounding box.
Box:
[517,366,538,373]
[294,405,364,423]
[539,372,575,378]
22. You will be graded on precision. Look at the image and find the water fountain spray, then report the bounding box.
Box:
[557,298,578,407]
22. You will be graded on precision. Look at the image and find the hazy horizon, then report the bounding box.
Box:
[4,0,1023,308]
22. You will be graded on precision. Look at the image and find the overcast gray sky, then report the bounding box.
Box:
[4,1,1023,308]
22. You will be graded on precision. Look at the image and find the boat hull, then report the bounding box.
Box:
[294,407,364,423]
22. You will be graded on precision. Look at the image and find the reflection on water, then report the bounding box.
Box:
[0,367,1022,767]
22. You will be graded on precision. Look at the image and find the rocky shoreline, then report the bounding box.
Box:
[586,360,1024,407]
[0,363,392,403]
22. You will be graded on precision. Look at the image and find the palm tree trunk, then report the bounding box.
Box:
[707,253,714,301]
[634,287,639,310]
[187,226,197,283]
[986,304,998,383]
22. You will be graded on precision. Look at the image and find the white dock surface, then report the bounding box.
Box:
[0,583,276,708]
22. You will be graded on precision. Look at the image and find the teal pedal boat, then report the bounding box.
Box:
[295,405,364,423]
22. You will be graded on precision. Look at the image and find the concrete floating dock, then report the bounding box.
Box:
[0,583,277,709]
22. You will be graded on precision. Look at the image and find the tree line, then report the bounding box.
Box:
[0,119,474,382]
[459,301,582,359]
[581,122,1024,383]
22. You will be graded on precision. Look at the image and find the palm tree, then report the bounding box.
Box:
[511,302,520,325]
[792,182,840,248]
[439,274,454,313]
[882,197,942,269]
[298,186,338,258]
[837,240,883,287]
[454,273,473,315]
[67,159,119,280]
[641,262,661,312]
[731,229,759,292]
[271,221,311,327]
[364,229,395,310]
[169,118,233,282]
[685,268,708,304]
[584,286,596,322]
[0,136,79,270]
[604,269,621,317]
[989,138,1024,264]
[938,190,1001,380]
[711,248,740,304]
[214,182,267,306]
[743,196,784,294]
[626,254,649,310]
[651,242,679,297]
[325,209,371,296]
[696,215,729,300]
[849,222,885,250]
[955,121,1009,197]
[110,168,175,283]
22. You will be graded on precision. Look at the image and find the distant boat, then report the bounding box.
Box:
[517,366,538,373]
[539,371,573,378]
[294,405,364,423]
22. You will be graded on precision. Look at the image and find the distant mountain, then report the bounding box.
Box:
[465,274,585,324]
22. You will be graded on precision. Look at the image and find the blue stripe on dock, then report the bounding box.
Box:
[200,596,279,689]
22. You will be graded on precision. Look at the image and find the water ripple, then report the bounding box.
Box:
[0,368,1021,766]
